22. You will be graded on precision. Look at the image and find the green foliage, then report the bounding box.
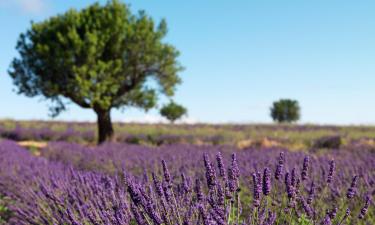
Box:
[0,196,10,224]
[8,0,183,142]
[160,101,187,123]
[291,214,314,225]
[270,99,300,123]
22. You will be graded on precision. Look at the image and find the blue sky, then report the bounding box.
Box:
[1,0,375,124]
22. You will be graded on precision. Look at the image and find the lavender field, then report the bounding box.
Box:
[2,0,375,224]
[0,124,374,224]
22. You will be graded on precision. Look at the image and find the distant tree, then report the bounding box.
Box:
[8,0,183,144]
[160,101,187,123]
[270,99,300,123]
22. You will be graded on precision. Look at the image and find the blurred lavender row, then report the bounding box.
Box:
[4,121,375,149]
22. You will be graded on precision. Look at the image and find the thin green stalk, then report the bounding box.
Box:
[237,192,240,225]
[227,201,232,224]
[171,189,182,225]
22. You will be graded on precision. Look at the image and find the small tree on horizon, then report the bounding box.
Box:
[160,101,187,123]
[8,0,183,144]
[270,99,300,123]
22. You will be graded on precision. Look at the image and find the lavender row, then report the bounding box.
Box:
[0,141,374,224]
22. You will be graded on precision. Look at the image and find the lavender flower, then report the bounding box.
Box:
[358,196,370,219]
[252,172,261,207]
[203,153,217,191]
[327,160,335,184]
[262,167,271,196]
[275,152,284,180]
[231,153,240,178]
[301,156,309,181]
[181,173,191,194]
[195,179,204,202]
[285,172,295,200]
[329,206,337,219]
[216,152,226,178]
[322,213,332,225]
[152,173,163,197]
[161,160,172,187]
[300,197,312,217]
[346,175,358,199]
[307,181,315,205]
[198,204,210,225]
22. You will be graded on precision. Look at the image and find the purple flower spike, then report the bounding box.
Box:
[327,160,335,184]
[307,181,315,205]
[252,173,261,207]
[358,196,371,219]
[301,156,309,181]
[300,197,312,217]
[152,173,163,197]
[346,175,358,199]
[262,167,271,196]
[161,160,171,187]
[203,153,217,191]
[231,153,240,178]
[285,172,295,200]
[195,179,204,202]
[275,152,284,180]
[345,208,351,217]
[322,213,332,225]
[216,152,226,178]
[329,206,337,219]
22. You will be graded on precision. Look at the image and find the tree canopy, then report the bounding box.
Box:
[270,99,300,123]
[8,0,183,143]
[160,101,187,123]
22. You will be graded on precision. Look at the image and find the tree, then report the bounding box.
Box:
[160,101,187,123]
[8,0,183,144]
[270,99,300,123]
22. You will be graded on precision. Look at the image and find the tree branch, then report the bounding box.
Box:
[65,93,91,108]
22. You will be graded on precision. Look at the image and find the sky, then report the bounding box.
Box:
[1,0,375,124]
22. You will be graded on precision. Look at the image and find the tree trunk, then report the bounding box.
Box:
[96,109,114,144]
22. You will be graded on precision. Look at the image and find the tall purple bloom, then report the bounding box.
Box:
[358,196,370,219]
[285,172,295,200]
[300,197,312,217]
[291,168,297,187]
[301,156,309,181]
[275,152,284,180]
[307,181,315,205]
[228,168,238,193]
[203,153,217,191]
[346,175,358,199]
[327,160,335,184]
[322,213,332,225]
[231,153,240,178]
[262,167,271,196]
[152,173,163,197]
[144,198,163,225]
[252,172,261,207]
[345,208,350,217]
[162,181,172,203]
[161,160,172,187]
[228,153,240,192]
[130,202,147,225]
[329,206,338,219]
[198,204,210,225]
[127,181,142,206]
[195,179,204,202]
[181,173,191,194]
[216,152,226,178]
[217,182,225,206]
